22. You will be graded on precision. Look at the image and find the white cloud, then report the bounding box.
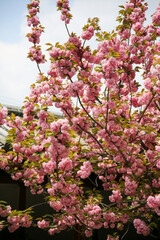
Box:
[0,40,37,106]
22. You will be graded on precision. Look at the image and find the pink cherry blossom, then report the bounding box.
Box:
[1,0,160,238]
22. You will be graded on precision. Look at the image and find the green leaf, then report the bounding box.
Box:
[43,143,51,148]
[119,5,125,8]
[40,152,45,158]
[46,43,53,46]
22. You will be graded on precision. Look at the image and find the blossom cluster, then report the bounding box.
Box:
[0,204,32,232]
[28,46,45,64]
[81,26,94,40]
[27,0,45,63]
[133,219,150,236]
[7,214,32,232]
[56,0,72,24]
[77,161,93,179]
[0,106,8,125]
[147,194,160,211]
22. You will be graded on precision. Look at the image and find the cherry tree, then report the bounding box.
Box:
[0,0,160,239]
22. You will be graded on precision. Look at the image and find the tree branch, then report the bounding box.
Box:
[138,92,156,123]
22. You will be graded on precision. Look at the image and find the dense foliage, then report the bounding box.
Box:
[1,0,160,239]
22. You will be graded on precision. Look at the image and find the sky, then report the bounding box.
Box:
[0,0,159,108]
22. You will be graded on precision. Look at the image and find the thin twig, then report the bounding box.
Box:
[76,93,103,129]
[138,92,156,123]
[105,88,109,130]
[36,62,42,75]
[65,23,71,37]
[77,123,104,150]
[121,223,130,240]
[105,129,128,163]
[25,202,47,210]
[128,75,132,120]
[154,100,160,111]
